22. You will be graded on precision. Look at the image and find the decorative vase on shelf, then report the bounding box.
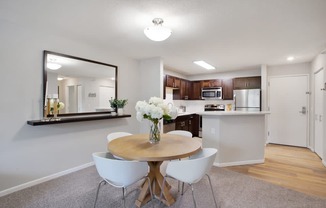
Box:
[149,121,161,144]
[109,98,128,115]
[117,108,124,115]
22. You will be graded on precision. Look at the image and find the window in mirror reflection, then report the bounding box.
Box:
[44,51,117,116]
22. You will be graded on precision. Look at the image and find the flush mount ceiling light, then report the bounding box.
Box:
[47,63,62,70]
[144,18,172,41]
[287,56,294,61]
[193,60,215,70]
[47,57,62,70]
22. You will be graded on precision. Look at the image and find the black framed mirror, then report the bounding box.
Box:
[43,51,117,117]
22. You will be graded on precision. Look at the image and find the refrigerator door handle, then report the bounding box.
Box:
[233,94,236,109]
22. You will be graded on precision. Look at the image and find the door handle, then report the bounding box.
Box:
[299,107,306,114]
[319,115,323,122]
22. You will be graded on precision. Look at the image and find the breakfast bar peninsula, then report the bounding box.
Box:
[197,111,270,167]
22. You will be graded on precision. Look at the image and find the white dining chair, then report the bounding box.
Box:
[160,148,218,208]
[92,152,153,208]
[167,130,193,138]
[163,130,194,191]
[107,132,132,159]
[107,132,132,143]
[161,131,192,169]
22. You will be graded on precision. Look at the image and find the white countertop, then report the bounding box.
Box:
[176,112,195,117]
[197,111,270,116]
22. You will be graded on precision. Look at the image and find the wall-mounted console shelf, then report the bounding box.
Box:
[27,114,131,126]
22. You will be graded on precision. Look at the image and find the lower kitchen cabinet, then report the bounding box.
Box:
[175,114,199,137]
[175,116,188,131]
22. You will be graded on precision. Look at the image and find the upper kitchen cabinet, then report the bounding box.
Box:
[191,81,202,100]
[179,79,191,100]
[222,79,234,100]
[233,76,261,89]
[166,75,181,88]
[201,79,222,88]
[173,79,191,100]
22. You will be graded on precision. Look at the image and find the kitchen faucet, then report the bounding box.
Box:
[167,102,174,109]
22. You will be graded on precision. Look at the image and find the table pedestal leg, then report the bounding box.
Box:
[135,161,175,207]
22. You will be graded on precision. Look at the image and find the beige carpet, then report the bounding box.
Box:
[0,166,325,208]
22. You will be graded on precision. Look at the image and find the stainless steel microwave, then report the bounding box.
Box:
[201,87,223,99]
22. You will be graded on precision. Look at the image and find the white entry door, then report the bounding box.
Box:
[314,68,324,158]
[268,75,309,147]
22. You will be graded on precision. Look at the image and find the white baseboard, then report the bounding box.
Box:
[213,159,265,167]
[308,145,314,152]
[0,162,94,197]
[322,159,326,167]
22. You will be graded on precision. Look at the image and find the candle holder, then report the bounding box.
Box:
[42,97,52,122]
[52,97,61,121]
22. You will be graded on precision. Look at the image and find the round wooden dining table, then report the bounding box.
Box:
[108,133,202,207]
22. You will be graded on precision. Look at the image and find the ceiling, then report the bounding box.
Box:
[1,0,326,75]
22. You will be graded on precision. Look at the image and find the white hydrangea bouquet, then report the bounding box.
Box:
[135,97,178,143]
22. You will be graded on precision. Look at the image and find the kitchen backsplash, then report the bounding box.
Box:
[164,87,234,112]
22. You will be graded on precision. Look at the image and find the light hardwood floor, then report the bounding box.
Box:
[225,144,326,198]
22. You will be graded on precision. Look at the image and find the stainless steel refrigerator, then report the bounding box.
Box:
[233,89,261,111]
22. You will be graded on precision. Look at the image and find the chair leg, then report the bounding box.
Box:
[181,182,185,195]
[190,184,197,208]
[94,180,106,208]
[122,187,126,208]
[206,174,218,208]
[177,181,180,192]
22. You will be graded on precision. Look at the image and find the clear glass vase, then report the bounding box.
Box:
[149,121,161,144]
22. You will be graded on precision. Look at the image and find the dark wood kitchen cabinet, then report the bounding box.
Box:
[191,81,202,100]
[233,76,261,89]
[166,75,181,88]
[201,79,222,88]
[175,114,199,137]
[191,114,199,137]
[173,79,191,100]
[179,79,191,100]
[222,79,234,100]
[175,115,188,131]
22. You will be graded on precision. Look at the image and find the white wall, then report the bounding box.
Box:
[267,62,311,76]
[311,54,326,164]
[138,57,164,133]
[0,19,142,193]
[187,68,261,80]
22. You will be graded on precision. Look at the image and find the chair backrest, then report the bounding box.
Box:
[107,132,132,143]
[166,148,217,184]
[167,130,193,138]
[92,152,148,187]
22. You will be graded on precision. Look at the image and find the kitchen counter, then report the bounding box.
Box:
[176,111,196,117]
[197,111,270,116]
[199,111,268,167]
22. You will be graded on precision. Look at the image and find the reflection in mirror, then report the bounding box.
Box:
[43,51,117,116]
